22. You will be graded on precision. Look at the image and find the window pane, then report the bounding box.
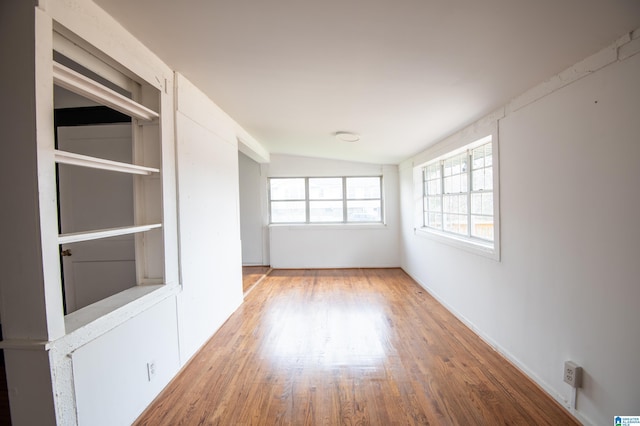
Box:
[309,178,342,200]
[271,201,306,223]
[471,193,482,215]
[482,192,493,215]
[426,212,442,229]
[452,175,460,193]
[443,159,451,177]
[451,156,460,174]
[443,176,451,193]
[346,177,380,199]
[473,145,485,169]
[473,169,485,191]
[485,168,493,190]
[310,200,343,222]
[471,193,493,215]
[458,194,468,214]
[426,164,440,180]
[485,144,492,166]
[443,194,466,214]
[471,215,494,240]
[427,180,440,195]
[443,194,454,213]
[427,196,441,212]
[347,200,381,222]
[444,213,467,235]
[270,178,305,200]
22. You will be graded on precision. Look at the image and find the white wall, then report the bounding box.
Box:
[399,40,640,426]
[174,74,245,362]
[239,152,267,265]
[268,155,400,269]
[71,297,180,426]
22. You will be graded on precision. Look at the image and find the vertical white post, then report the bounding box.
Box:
[0,4,65,425]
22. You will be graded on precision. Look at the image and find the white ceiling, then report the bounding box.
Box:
[94,0,640,164]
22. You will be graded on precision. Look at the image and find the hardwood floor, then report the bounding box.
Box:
[242,266,271,294]
[135,269,577,425]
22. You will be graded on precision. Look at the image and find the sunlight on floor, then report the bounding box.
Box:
[264,302,389,367]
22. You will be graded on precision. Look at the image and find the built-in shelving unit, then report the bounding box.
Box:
[54,150,159,175]
[58,224,162,245]
[52,50,166,316]
[53,61,159,122]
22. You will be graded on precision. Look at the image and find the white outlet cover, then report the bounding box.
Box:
[147,361,156,381]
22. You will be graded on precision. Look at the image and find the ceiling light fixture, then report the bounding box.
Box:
[335,131,360,142]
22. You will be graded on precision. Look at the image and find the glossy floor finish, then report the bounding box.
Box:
[242,266,271,294]
[135,269,577,425]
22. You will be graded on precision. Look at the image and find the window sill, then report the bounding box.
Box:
[269,222,387,231]
[415,227,500,261]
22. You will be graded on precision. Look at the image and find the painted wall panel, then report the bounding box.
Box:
[71,297,180,426]
[239,152,265,265]
[399,51,640,426]
[175,75,244,363]
[3,350,56,426]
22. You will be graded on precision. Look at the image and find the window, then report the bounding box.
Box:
[269,177,383,224]
[422,135,496,248]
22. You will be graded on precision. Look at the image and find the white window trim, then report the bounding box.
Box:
[414,128,501,261]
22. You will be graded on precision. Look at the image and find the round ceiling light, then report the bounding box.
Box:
[335,131,360,142]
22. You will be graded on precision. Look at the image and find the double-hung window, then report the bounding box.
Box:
[421,135,498,255]
[270,177,383,224]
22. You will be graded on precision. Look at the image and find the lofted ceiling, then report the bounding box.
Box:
[94,0,640,164]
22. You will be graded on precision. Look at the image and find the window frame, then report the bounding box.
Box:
[269,176,384,225]
[415,132,500,260]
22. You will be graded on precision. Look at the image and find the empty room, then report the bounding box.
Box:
[1,0,639,425]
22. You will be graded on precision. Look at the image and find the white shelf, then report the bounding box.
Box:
[55,150,159,175]
[59,224,162,245]
[53,61,159,122]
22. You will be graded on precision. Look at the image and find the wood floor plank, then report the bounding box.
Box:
[242,266,271,294]
[135,268,578,425]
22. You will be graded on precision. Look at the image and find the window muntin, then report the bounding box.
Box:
[269,176,383,224]
[423,139,493,243]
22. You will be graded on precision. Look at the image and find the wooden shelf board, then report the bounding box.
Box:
[59,224,162,245]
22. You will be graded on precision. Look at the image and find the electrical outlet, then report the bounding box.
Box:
[147,361,156,382]
[564,361,582,388]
